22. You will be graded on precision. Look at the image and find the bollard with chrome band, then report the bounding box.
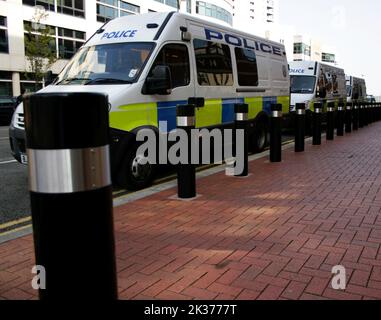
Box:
[234,103,249,177]
[270,104,282,162]
[326,102,335,141]
[176,104,196,199]
[359,103,364,128]
[294,103,305,152]
[345,102,352,133]
[364,103,369,126]
[337,102,345,136]
[24,92,117,300]
[353,102,359,131]
[312,102,322,145]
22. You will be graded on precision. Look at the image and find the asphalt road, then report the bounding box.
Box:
[0,126,30,227]
[0,125,296,235]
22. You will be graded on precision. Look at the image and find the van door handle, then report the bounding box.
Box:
[188,97,205,108]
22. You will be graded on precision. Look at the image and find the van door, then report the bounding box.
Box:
[145,42,194,132]
[192,38,236,129]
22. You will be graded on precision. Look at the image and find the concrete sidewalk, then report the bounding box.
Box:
[1,124,381,300]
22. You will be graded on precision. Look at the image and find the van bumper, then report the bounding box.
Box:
[9,124,27,164]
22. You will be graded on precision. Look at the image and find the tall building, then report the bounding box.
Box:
[232,0,278,38]
[292,35,337,65]
[0,0,234,97]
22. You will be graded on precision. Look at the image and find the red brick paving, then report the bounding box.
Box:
[2,123,381,300]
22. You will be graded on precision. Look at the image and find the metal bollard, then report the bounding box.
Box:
[337,102,345,136]
[353,102,359,131]
[345,102,352,133]
[270,103,282,163]
[24,92,117,300]
[234,103,249,177]
[312,102,322,145]
[176,104,196,199]
[371,102,375,123]
[359,103,364,128]
[326,102,335,141]
[294,103,305,152]
[364,103,369,126]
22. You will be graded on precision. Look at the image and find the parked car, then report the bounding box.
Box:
[0,96,17,126]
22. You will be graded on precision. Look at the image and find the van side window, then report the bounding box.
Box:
[149,44,190,88]
[193,39,233,86]
[235,47,258,86]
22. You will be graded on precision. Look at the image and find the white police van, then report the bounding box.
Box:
[10,11,290,190]
[346,75,367,103]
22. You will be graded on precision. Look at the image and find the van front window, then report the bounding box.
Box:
[290,75,316,94]
[55,42,154,85]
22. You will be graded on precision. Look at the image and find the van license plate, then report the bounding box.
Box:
[20,154,28,164]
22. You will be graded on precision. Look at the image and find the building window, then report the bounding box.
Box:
[293,42,311,56]
[20,73,43,93]
[322,52,335,63]
[57,0,85,18]
[57,27,86,59]
[196,1,233,25]
[193,39,233,86]
[235,47,258,86]
[97,0,140,22]
[0,16,9,54]
[154,0,178,8]
[24,21,86,60]
[23,0,85,18]
[23,0,55,12]
[0,71,12,96]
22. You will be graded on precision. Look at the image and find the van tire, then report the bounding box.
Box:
[251,120,268,153]
[117,143,156,191]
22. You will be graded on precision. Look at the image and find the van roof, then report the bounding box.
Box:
[85,11,285,49]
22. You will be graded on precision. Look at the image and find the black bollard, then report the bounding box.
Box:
[337,102,345,136]
[295,103,305,152]
[364,103,369,126]
[353,102,359,131]
[326,102,335,141]
[312,102,322,145]
[345,102,352,133]
[24,92,117,300]
[270,103,282,162]
[177,104,196,199]
[359,103,364,128]
[371,102,375,123]
[234,103,249,177]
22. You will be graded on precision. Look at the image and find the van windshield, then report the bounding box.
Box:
[290,75,316,94]
[55,42,154,85]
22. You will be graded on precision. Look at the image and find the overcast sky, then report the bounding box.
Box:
[279,0,381,97]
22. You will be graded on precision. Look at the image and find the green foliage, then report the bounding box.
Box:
[24,10,57,90]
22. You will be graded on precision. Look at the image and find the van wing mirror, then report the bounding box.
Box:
[142,65,172,95]
[44,71,55,86]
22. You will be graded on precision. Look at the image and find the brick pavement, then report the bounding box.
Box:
[1,123,381,300]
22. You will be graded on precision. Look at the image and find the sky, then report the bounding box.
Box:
[279,0,381,97]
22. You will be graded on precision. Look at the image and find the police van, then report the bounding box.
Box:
[289,61,346,130]
[346,75,367,103]
[10,11,290,190]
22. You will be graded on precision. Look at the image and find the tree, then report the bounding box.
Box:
[24,7,57,91]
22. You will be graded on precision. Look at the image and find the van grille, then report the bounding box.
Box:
[16,113,25,128]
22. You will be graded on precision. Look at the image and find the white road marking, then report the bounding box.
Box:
[0,159,17,165]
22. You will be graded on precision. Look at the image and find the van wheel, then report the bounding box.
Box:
[251,121,268,153]
[117,143,156,191]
